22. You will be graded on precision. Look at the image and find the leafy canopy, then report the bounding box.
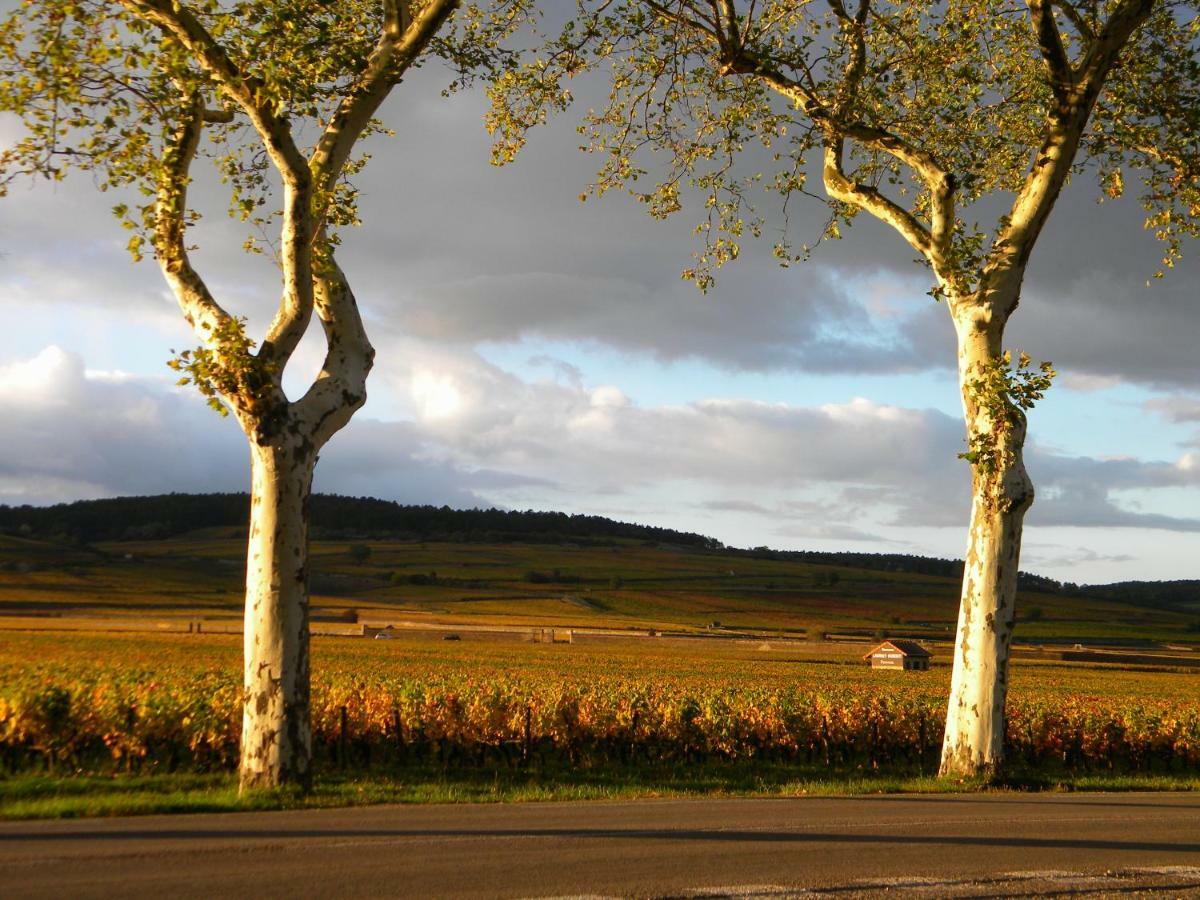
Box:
[489,1,1200,291]
[1,0,530,256]
[1,0,534,425]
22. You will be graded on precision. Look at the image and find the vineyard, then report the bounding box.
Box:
[3,632,1199,780]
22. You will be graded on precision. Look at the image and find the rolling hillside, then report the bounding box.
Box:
[0,494,1196,645]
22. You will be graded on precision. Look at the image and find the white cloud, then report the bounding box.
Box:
[1021,543,1137,572]
[411,370,465,421]
[1058,372,1127,393]
[1147,394,1200,424]
[0,346,83,407]
[0,112,24,151]
[0,341,1196,581]
[590,385,629,408]
[1,62,1198,586]
[0,346,499,508]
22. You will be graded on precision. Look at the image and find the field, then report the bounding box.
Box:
[4,630,1200,791]
[2,531,1196,645]
[3,528,1199,817]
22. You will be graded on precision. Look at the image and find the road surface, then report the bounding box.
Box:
[4,793,1200,897]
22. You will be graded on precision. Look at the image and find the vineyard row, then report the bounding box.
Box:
[3,675,1199,776]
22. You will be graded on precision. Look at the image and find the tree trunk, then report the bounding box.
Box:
[939,297,1034,779]
[239,436,316,791]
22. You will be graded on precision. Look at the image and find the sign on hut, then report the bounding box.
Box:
[863,639,932,671]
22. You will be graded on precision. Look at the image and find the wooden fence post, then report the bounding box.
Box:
[392,708,405,762]
[339,705,349,769]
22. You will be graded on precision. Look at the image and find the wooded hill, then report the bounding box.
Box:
[0,493,1195,607]
[0,493,721,548]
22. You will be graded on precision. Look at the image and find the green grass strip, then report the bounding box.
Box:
[3,765,1198,820]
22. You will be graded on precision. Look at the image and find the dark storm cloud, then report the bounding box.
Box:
[1031,481,1200,532]
[346,67,1200,387]
[1008,267,1199,390]
[387,266,939,373]
[5,62,1195,387]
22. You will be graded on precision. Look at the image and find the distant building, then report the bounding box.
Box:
[863,639,932,671]
[532,628,573,644]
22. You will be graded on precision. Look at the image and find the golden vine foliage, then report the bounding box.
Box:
[3,637,1199,777]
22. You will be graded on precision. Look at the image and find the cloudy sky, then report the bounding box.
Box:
[1,50,1198,586]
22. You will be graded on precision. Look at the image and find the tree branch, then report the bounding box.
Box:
[154,94,236,349]
[122,0,315,375]
[727,48,955,274]
[201,107,234,124]
[1030,0,1075,103]
[293,240,375,449]
[640,1,722,44]
[120,1,309,186]
[822,138,934,262]
[309,0,461,197]
[984,0,1154,304]
[1051,0,1095,42]
[719,0,740,48]
[829,0,870,118]
[1076,0,1154,89]
[728,50,950,195]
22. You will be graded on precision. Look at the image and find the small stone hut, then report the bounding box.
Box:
[863,639,932,671]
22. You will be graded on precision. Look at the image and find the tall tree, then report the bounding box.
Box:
[0,0,529,790]
[491,0,1200,776]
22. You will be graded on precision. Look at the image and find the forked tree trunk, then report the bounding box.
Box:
[235,251,372,792]
[239,434,317,791]
[126,0,444,795]
[939,295,1034,778]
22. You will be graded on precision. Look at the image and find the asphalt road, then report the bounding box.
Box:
[4,793,1200,898]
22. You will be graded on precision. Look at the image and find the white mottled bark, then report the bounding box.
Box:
[240,438,316,791]
[934,1,1153,778]
[939,293,1032,778]
[127,0,454,794]
[727,0,1153,782]
[237,255,372,791]
[236,257,372,790]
